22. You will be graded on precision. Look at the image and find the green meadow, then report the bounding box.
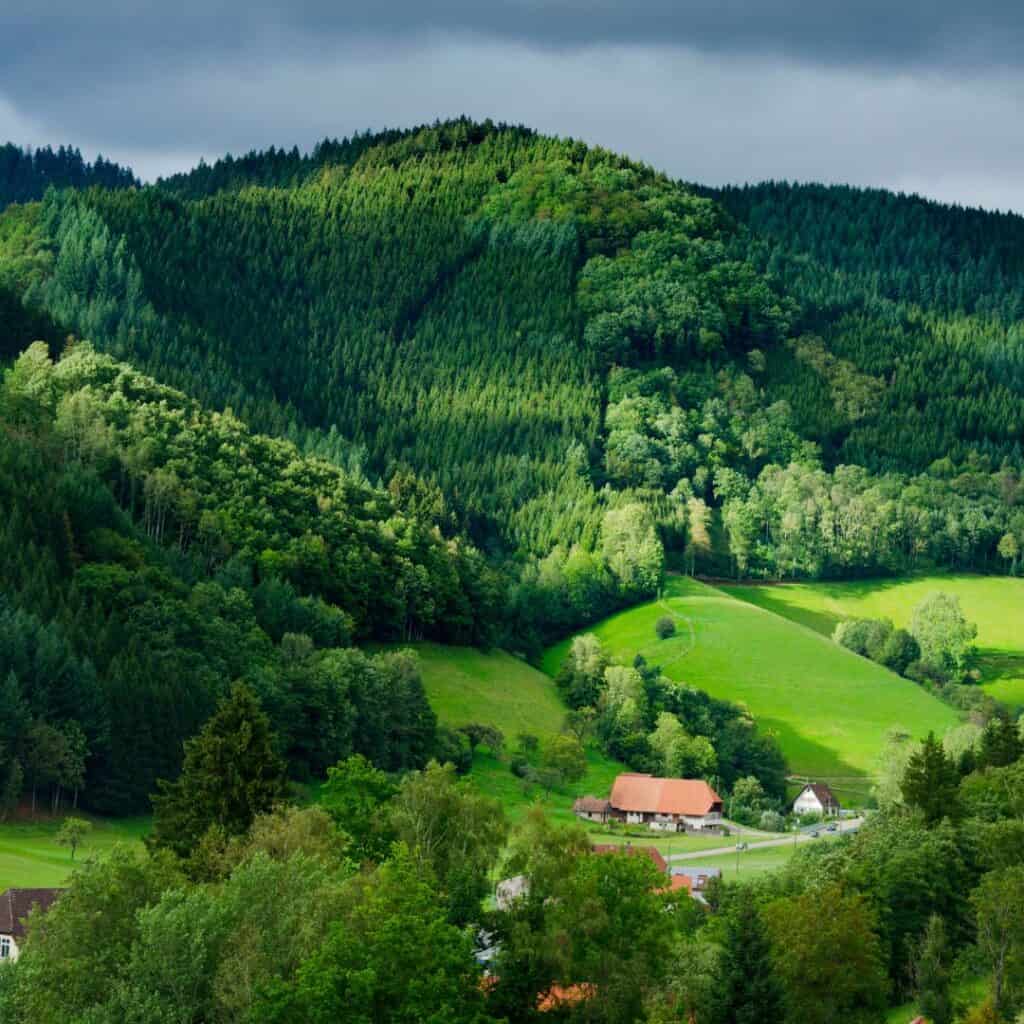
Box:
[726,574,1024,706]
[543,576,958,804]
[0,816,149,891]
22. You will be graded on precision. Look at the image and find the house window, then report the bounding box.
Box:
[0,937,10,959]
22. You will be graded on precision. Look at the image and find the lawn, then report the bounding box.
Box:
[386,642,633,833]
[0,814,149,890]
[543,577,958,805]
[402,643,572,739]
[726,574,1024,706]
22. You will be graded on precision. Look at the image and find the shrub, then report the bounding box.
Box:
[759,810,786,833]
[655,615,676,640]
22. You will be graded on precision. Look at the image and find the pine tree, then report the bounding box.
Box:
[717,899,784,1024]
[901,732,960,825]
[148,684,288,860]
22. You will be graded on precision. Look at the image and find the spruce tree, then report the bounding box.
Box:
[901,732,960,825]
[148,683,287,859]
[717,899,784,1024]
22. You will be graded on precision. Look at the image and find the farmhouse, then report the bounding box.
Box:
[607,773,723,831]
[572,795,612,823]
[792,782,841,817]
[0,888,64,962]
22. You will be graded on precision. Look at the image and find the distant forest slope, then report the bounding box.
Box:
[2,121,1023,636]
[708,181,1024,471]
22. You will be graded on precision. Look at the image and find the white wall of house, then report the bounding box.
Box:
[0,933,19,962]
[794,788,837,816]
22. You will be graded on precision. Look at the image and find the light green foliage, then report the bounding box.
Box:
[972,865,1024,1015]
[0,845,184,1023]
[54,817,91,860]
[319,755,397,863]
[253,848,491,1024]
[389,761,507,925]
[910,592,978,676]
[542,734,588,784]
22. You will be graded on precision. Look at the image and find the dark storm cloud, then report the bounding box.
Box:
[1,1,1022,73]
[1,2,1023,211]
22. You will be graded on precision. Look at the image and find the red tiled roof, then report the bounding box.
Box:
[0,888,64,939]
[609,774,722,816]
[592,844,668,873]
[537,984,595,1011]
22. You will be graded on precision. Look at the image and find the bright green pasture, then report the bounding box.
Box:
[543,577,958,803]
[0,815,149,890]
[726,574,1024,706]
[391,642,633,832]
[404,643,572,739]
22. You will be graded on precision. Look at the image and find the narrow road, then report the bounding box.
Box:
[666,817,864,862]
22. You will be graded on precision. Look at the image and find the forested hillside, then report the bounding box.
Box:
[2,119,1024,601]
[0,341,501,814]
[0,144,136,211]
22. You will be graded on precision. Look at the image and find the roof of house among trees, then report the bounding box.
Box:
[0,888,64,938]
[798,782,840,808]
[573,796,611,813]
[592,844,668,873]
[609,774,722,816]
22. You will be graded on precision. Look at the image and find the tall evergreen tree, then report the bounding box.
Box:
[148,683,288,860]
[901,731,960,825]
[717,899,785,1024]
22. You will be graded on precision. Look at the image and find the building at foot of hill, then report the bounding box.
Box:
[0,888,64,962]
[573,773,724,832]
[792,782,841,817]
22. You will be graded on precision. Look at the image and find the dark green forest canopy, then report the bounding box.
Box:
[3,118,1024,589]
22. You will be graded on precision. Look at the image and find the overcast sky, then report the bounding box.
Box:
[3,2,1023,211]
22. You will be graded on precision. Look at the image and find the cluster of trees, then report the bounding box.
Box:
[711,181,1024,474]
[0,144,137,212]
[4,122,1024,604]
[8,684,1024,1022]
[0,342,507,814]
[834,591,979,687]
[556,634,788,799]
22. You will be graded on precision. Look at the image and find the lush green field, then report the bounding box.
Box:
[543,577,958,804]
[401,643,574,739]
[726,574,1024,706]
[393,643,636,831]
[0,815,149,890]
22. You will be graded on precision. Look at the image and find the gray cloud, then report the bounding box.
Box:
[1,3,1023,211]
[3,1,1022,73]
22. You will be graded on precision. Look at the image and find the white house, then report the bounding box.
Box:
[792,782,840,817]
[0,888,64,962]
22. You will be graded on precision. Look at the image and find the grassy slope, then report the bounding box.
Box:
[726,574,1024,706]
[401,642,754,853]
[0,815,149,890]
[543,577,958,803]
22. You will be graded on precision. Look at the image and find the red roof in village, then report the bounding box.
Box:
[610,774,722,816]
[0,888,64,939]
[537,984,595,1012]
[592,843,668,873]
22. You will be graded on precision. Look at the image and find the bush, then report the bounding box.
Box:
[878,628,920,676]
[759,809,786,832]
[833,617,892,660]
[509,753,531,778]
[655,615,676,640]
